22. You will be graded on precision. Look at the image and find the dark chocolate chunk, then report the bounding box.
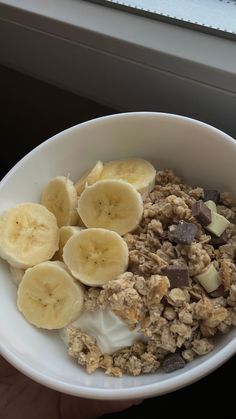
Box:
[162,353,185,373]
[173,221,197,245]
[203,189,220,204]
[165,265,190,288]
[192,201,212,226]
[209,285,226,298]
[210,231,228,247]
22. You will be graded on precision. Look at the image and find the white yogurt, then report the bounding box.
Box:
[60,309,142,355]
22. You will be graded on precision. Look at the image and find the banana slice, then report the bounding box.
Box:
[63,228,129,286]
[0,203,59,269]
[77,179,143,236]
[56,226,84,260]
[75,161,103,196]
[9,265,25,286]
[99,158,156,197]
[41,176,78,227]
[17,261,84,329]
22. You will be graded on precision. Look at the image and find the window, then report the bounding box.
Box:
[89,0,236,39]
[1,0,236,138]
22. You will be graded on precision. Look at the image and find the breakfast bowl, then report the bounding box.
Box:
[0,112,235,400]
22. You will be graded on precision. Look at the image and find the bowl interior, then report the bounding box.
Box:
[0,112,235,399]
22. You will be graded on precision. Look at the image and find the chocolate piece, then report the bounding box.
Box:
[162,353,185,373]
[165,265,190,288]
[173,221,197,245]
[210,231,228,247]
[210,285,225,298]
[192,201,212,226]
[206,212,230,237]
[203,189,220,204]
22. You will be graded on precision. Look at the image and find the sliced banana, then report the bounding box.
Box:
[9,265,25,286]
[17,261,84,329]
[63,228,129,286]
[77,179,143,236]
[41,176,78,227]
[0,203,59,269]
[99,158,156,197]
[75,161,103,196]
[56,225,84,260]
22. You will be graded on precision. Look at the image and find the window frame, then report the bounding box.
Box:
[1,0,236,137]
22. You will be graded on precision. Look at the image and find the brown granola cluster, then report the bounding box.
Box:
[66,169,236,376]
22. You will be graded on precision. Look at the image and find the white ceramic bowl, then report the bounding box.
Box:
[0,112,235,400]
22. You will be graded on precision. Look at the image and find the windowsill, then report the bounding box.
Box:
[1,0,236,137]
[1,0,236,92]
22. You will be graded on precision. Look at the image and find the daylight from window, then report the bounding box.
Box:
[99,0,236,34]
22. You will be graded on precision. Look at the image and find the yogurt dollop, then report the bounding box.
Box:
[61,309,142,355]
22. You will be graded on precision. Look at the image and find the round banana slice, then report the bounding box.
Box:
[55,225,84,260]
[0,203,59,269]
[77,179,143,236]
[17,261,84,329]
[41,176,78,227]
[63,228,129,286]
[75,160,103,196]
[99,158,156,197]
[9,265,25,286]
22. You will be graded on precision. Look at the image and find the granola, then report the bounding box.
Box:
[67,169,236,377]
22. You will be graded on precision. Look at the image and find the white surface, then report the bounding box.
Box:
[106,0,236,33]
[0,112,235,399]
[1,0,236,138]
[1,0,236,81]
[62,309,142,354]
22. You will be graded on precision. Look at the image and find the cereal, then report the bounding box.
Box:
[66,168,236,377]
[65,168,236,376]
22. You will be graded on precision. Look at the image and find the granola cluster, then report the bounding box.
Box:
[66,169,236,376]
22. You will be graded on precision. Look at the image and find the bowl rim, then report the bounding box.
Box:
[0,336,235,400]
[0,111,236,190]
[0,111,235,400]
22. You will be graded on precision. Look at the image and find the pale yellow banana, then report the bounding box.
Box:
[56,225,84,260]
[77,179,143,236]
[63,227,129,286]
[41,176,78,227]
[99,158,156,197]
[75,161,103,196]
[17,261,84,329]
[0,203,59,268]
